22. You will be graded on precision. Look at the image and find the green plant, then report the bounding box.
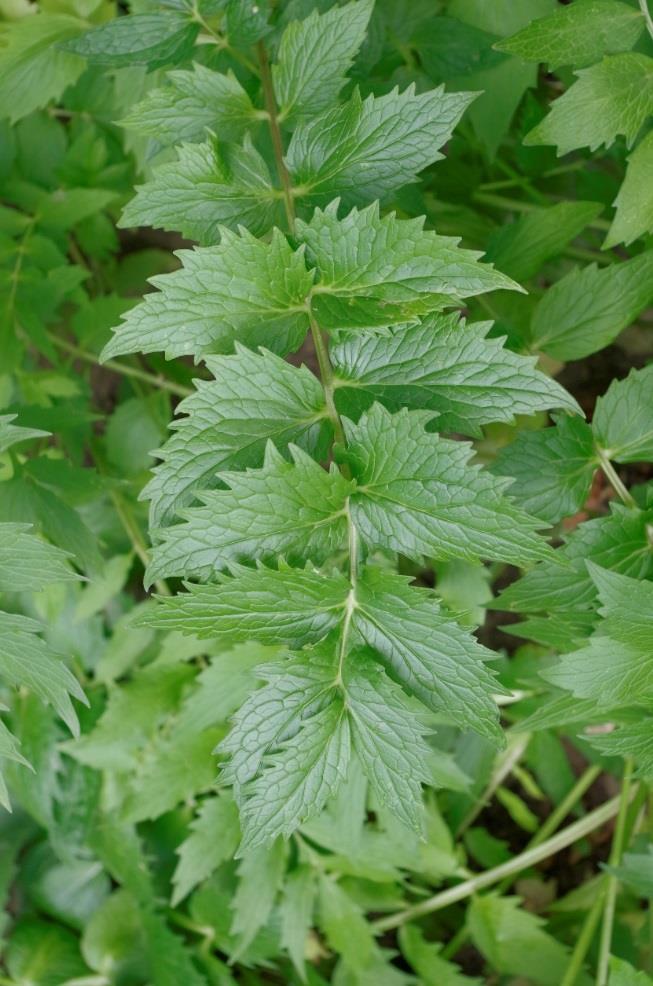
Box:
[1,0,653,983]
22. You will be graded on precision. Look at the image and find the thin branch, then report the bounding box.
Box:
[373,788,638,933]
[596,759,635,985]
[596,446,637,508]
[258,40,296,232]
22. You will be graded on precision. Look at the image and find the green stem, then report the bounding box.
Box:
[473,191,611,233]
[561,880,608,986]
[479,160,586,191]
[640,0,653,39]
[258,40,296,232]
[596,447,636,508]
[48,332,192,398]
[596,760,635,986]
[455,731,531,837]
[373,789,636,933]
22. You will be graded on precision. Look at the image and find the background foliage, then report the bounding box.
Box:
[1,0,653,983]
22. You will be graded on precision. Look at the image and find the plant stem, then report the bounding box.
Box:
[640,0,653,39]
[258,40,296,232]
[596,759,635,986]
[561,879,608,986]
[455,731,531,837]
[373,789,637,933]
[596,447,637,508]
[48,332,192,398]
[479,160,586,191]
[473,191,611,232]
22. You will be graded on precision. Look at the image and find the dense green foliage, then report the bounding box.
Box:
[1,0,653,982]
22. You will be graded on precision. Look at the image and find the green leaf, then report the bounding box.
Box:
[236,688,350,850]
[287,85,476,207]
[352,568,502,741]
[102,227,312,361]
[298,202,522,331]
[143,565,349,646]
[605,131,653,248]
[0,14,85,124]
[525,53,653,154]
[592,364,653,463]
[590,715,653,775]
[273,0,374,120]
[280,865,315,978]
[140,908,208,986]
[491,415,596,525]
[530,252,653,360]
[146,447,352,584]
[399,924,480,985]
[496,0,645,70]
[61,12,200,69]
[121,64,261,145]
[608,849,653,899]
[483,201,603,282]
[468,894,577,984]
[225,0,272,46]
[119,137,282,245]
[545,566,653,705]
[230,839,286,953]
[495,505,653,618]
[331,313,579,436]
[318,875,376,973]
[172,795,240,905]
[0,414,49,454]
[0,522,75,590]
[0,719,31,811]
[343,403,553,567]
[5,918,90,986]
[609,957,653,986]
[344,652,431,834]
[0,613,86,737]
[143,346,327,527]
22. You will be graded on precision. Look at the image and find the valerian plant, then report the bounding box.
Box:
[0,0,653,983]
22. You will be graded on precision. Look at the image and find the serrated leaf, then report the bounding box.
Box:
[120,137,281,245]
[0,414,49,454]
[592,364,653,463]
[468,894,577,984]
[352,568,502,741]
[143,347,327,527]
[331,313,579,436]
[61,12,199,69]
[5,918,90,986]
[344,652,431,834]
[225,0,271,46]
[530,252,653,360]
[609,957,653,986]
[102,228,312,361]
[121,64,261,145]
[605,131,653,248]
[483,200,603,282]
[274,0,373,120]
[343,403,552,567]
[0,612,86,737]
[237,691,350,850]
[496,0,645,70]
[172,795,240,905]
[287,85,475,207]
[399,924,481,985]
[608,849,653,899]
[0,719,31,811]
[143,566,349,646]
[298,202,522,331]
[0,523,76,590]
[318,876,376,973]
[146,446,352,584]
[545,566,653,705]
[525,53,653,154]
[590,713,653,775]
[495,505,653,618]
[491,414,596,524]
[0,14,85,124]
